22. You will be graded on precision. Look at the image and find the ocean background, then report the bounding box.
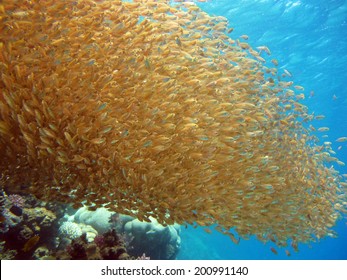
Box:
[176,0,347,260]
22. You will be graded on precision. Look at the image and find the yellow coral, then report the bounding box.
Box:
[0,0,346,248]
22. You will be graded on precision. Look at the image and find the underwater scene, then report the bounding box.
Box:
[0,0,346,260]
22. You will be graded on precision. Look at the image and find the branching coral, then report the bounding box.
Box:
[0,0,346,250]
[58,221,82,240]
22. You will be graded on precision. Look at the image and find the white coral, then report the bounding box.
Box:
[58,221,82,239]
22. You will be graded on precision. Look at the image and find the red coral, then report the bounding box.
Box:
[93,235,105,248]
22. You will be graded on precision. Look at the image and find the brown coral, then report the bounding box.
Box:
[0,0,346,249]
[53,230,131,260]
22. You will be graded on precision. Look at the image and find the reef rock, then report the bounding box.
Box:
[124,216,181,260]
[23,207,57,229]
[33,246,50,260]
[72,207,112,234]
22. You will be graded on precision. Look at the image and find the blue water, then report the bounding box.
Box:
[176,0,347,260]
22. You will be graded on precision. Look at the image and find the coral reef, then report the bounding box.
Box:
[52,230,131,260]
[0,240,17,260]
[1,190,173,259]
[23,207,57,229]
[0,0,346,251]
[0,190,25,234]
[61,206,181,259]
[0,189,62,259]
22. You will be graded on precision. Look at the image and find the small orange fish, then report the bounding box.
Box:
[270,247,278,255]
[0,215,6,223]
[291,241,299,252]
[271,59,279,66]
[23,235,40,252]
[225,231,240,244]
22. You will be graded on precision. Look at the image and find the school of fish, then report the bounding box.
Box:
[0,0,346,250]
